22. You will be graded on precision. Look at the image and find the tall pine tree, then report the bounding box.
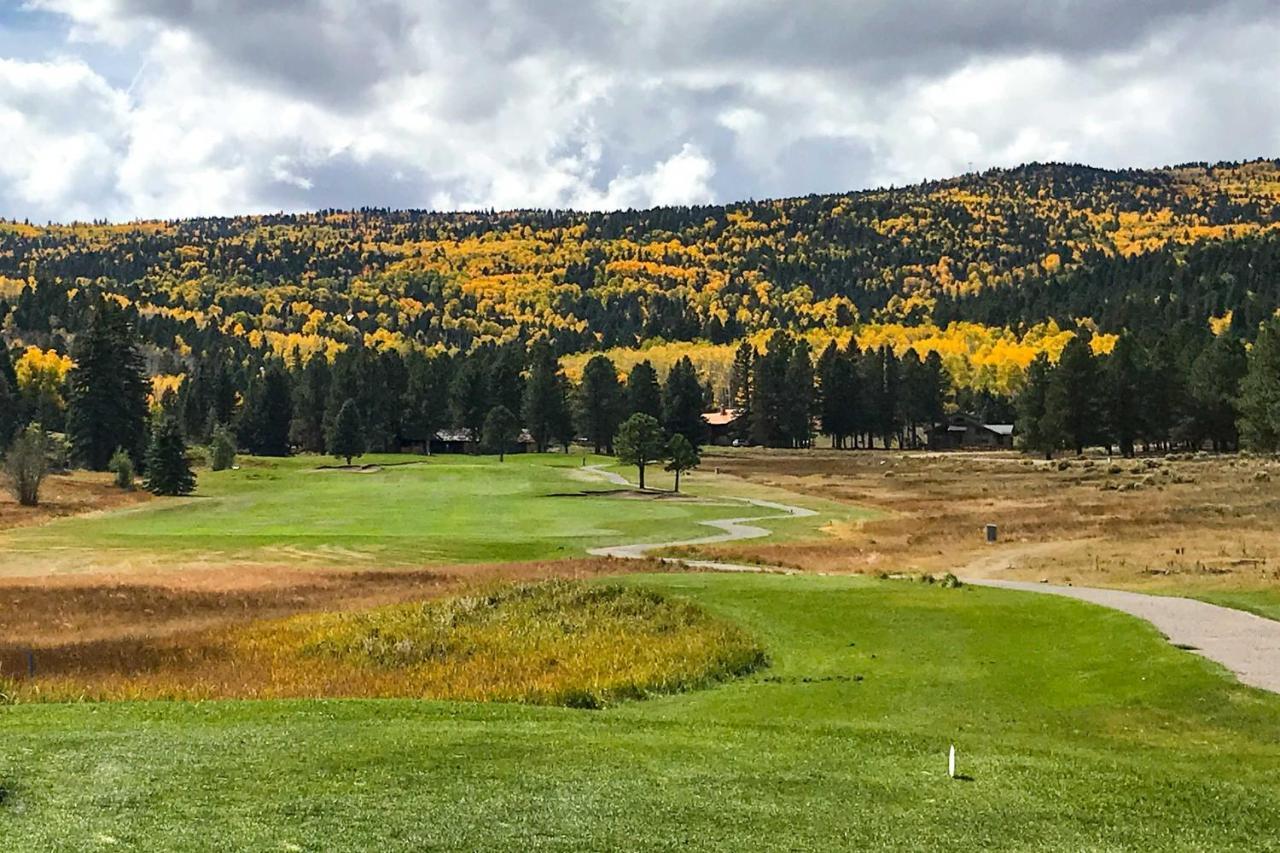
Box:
[576,354,624,454]
[661,356,707,448]
[523,343,569,452]
[1239,318,1280,451]
[626,360,663,421]
[66,301,150,470]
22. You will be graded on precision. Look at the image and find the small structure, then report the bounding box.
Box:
[702,408,744,446]
[415,428,537,455]
[926,414,1015,450]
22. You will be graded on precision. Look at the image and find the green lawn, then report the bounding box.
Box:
[3,573,1278,850]
[0,453,851,574]
[1191,590,1280,623]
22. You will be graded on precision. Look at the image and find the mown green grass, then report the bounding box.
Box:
[3,573,1278,851]
[0,453,849,573]
[1191,589,1280,623]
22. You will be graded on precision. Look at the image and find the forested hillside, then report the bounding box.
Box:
[4,158,1280,471]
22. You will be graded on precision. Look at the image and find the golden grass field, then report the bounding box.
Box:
[687,448,1280,597]
[2,580,762,706]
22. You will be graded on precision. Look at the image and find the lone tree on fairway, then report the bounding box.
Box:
[3,423,49,506]
[614,413,666,490]
[144,416,196,496]
[481,405,520,461]
[328,399,366,465]
[664,433,700,493]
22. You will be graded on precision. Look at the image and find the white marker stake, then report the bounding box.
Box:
[948,744,956,779]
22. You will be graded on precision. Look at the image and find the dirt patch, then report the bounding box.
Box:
[0,471,152,532]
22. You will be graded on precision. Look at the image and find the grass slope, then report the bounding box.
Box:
[3,573,1278,851]
[0,453,847,575]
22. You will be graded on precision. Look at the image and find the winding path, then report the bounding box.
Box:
[580,464,814,574]
[575,464,1280,695]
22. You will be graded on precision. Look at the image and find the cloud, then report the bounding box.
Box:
[3,1,1280,220]
[0,56,130,221]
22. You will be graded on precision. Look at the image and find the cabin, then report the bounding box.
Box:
[702,408,744,446]
[926,414,1015,450]
[400,428,537,455]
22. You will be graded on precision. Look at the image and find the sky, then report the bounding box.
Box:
[1,0,1278,222]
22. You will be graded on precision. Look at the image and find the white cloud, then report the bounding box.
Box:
[3,1,1280,220]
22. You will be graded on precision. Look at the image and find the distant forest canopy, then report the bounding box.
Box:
[3,158,1280,404]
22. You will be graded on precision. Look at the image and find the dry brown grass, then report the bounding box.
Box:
[691,449,1280,595]
[0,573,756,706]
[0,556,670,689]
[0,470,151,530]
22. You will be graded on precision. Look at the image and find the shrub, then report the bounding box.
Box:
[144,416,196,496]
[3,424,49,507]
[108,447,134,490]
[210,424,237,471]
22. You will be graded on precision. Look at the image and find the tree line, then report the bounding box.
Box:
[5,301,1280,509]
[1016,320,1280,457]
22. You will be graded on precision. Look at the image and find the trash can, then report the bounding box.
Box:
[984,524,998,544]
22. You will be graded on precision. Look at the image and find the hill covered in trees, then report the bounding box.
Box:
[4,158,1280,471]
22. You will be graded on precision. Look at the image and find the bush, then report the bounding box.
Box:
[108,447,134,490]
[3,424,49,507]
[210,424,237,471]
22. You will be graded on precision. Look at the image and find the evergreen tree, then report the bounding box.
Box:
[327,399,366,465]
[448,354,489,448]
[403,351,451,454]
[1187,335,1248,451]
[144,416,196,496]
[182,349,236,442]
[626,360,663,421]
[65,301,150,470]
[289,353,331,453]
[879,346,901,449]
[0,366,18,453]
[481,405,520,462]
[614,413,666,490]
[576,355,625,454]
[665,433,700,492]
[1017,353,1058,459]
[782,340,815,447]
[487,343,526,418]
[750,331,793,447]
[1049,334,1102,455]
[1104,333,1146,457]
[661,356,707,448]
[239,361,293,456]
[728,342,754,442]
[523,344,570,452]
[1240,318,1280,452]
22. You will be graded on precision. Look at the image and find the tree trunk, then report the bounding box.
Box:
[674,470,681,493]
[638,463,646,490]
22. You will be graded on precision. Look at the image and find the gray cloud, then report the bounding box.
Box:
[5,1,1280,219]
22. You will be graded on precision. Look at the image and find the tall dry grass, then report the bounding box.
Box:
[3,580,764,708]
